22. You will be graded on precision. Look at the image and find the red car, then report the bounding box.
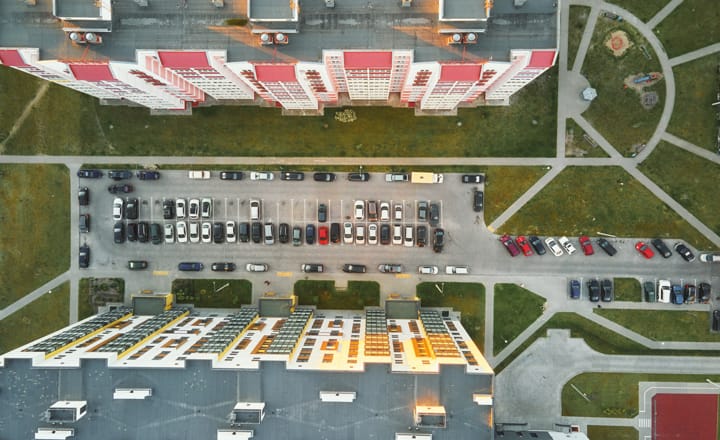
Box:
[499,234,520,257]
[318,226,329,245]
[515,236,534,256]
[578,235,594,256]
[635,241,655,259]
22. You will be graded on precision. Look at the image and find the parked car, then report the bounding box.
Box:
[394,204,403,221]
[150,223,163,244]
[318,204,328,223]
[212,262,237,272]
[318,226,329,245]
[201,198,212,218]
[635,241,654,259]
[700,253,720,263]
[79,214,90,233]
[137,170,160,180]
[378,264,403,273]
[226,221,236,243]
[461,174,484,184]
[163,199,175,220]
[380,224,391,245]
[213,222,225,243]
[343,264,367,273]
[77,169,102,178]
[578,235,594,256]
[292,225,302,246]
[515,236,533,256]
[597,238,617,256]
[188,170,211,179]
[392,224,402,245]
[545,237,563,256]
[112,197,124,221]
[347,172,370,182]
[189,222,199,243]
[343,222,353,244]
[176,221,187,243]
[385,173,408,182]
[380,202,391,221]
[127,222,138,242]
[528,236,546,255]
[558,236,576,255]
[125,198,138,220]
[249,200,261,220]
[684,284,697,304]
[178,262,203,271]
[176,198,186,219]
[417,201,428,222]
[445,265,470,275]
[416,226,427,247]
[368,223,378,245]
[189,199,200,220]
[403,225,413,248]
[219,171,243,180]
[367,201,378,222]
[354,200,365,220]
[264,223,275,245]
[113,222,125,244]
[499,234,520,257]
[164,223,175,244]
[201,222,212,243]
[713,310,720,332]
[278,223,289,244]
[432,228,445,253]
[280,171,304,181]
[250,171,274,181]
[587,279,600,302]
[128,260,148,270]
[473,190,484,212]
[569,279,581,299]
[313,172,336,182]
[245,263,268,272]
[657,280,671,303]
[651,238,672,258]
[643,281,656,302]
[78,187,89,206]
[79,245,90,268]
[108,170,132,180]
[330,223,341,244]
[138,222,149,243]
[301,263,324,273]
[238,222,250,243]
[674,242,695,262]
[305,224,315,245]
[418,265,439,275]
[699,282,712,304]
[108,184,133,194]
[429,203,440,227]
[600,279,613,302]
[672,284,684,305]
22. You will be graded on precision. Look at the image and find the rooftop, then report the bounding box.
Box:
[0,0,557,64]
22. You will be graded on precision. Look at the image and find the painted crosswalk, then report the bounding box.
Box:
[638,418,651,428]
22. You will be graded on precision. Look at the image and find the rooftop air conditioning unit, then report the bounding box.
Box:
[274,33,288,45]
[259,33,273,45]
[84,32,102,44]
[401,0,411,7]
[448,33,462,45]
[463,32,477,44]
[68,32,87,44]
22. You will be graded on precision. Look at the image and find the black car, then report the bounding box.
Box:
[251,222,262,243]
[108,184,133,194]
[79,245,90,268]
[238,222,250,243]
[330,223,341,244]
[674,242,695,262]
[713,310,720,332]
[348,172,370,182]
[108,170,133,180]
[127,222,138,242]
[343,264,367,273]
[279,223,290,243]
[380,224,391,245]
[416,225,427,247]
[213,222,224,243]
[473,190,484,212]
[601,279,613,302]
[128,260,148,270]
[150,223,163,244]
[528,235,546,255]
[78,187,89,206]
[162,199,175,220]
[461,174,485,184]
[318,204,327,223]
[699,282,712,304]
[433,228,445,253]
[178,262,204,272]
[219,171,244,180]
[417,201,428,222]
[137,222,149,243]
[211,262,237,272]
[569,280,581,299]
[643,281,656,302]
[113,222,125,244]
[651,238,672,258]
[597,238,617,256]
[125,198,139,220]
[79,214,90,233]
[306,224,316,245]
[429,203,440,227]
[77,169,103,178]
[313,172,336,182]
[137,170,160,180]
[280,171,305,181]
[587,279,600,302]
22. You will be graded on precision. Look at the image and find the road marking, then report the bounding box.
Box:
[277,272,293,277]
[638,418,651,428]
[153,271,169,276]
[395,274,411,279]
[487,225,495,233]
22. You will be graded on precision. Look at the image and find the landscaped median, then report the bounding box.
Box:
[595,308,720,342]
[586,426,638,440]
[173,279,252,308]
[493,283,546,355]
[294,280,380,309]
[78,278,125,320]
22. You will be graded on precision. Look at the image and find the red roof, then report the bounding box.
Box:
[157,51,210,69]
[0,49,28,67]
[69,64,115,82]
[255,64,297,82]
[439,64,482,82]
[343,51,392,69]
[527,50,556,68]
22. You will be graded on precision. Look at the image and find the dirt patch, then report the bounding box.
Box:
[605,30,632,57]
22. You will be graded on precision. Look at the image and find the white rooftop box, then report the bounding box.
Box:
[35,428,75,440]
[320,391,356,402]
[217,429,254,439]
[113,388,152,400]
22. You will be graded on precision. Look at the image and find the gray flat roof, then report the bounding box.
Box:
[56,0,101,18]
[0,358,493,440]
[0,0,556,64]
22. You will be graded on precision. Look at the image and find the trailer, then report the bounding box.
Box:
[410,172,444,184]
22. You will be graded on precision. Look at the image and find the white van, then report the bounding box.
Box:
[250,200,261,221]
[264,223,275,245]
[188,170,210,179]
[403,225,414,247]
[657,280,671,303]
[445,265,470,275]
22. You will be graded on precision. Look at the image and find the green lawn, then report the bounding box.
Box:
[581,19,664,155]
[639,141,720,239]
[565,118,609,157]
[605,0,669,22]
[613,277,641,302]
[493,284,546,355]
[0,66,41,144]
[654,0,720,58]
[417,282,485,353]
[173,279,252,308]
[568,6,591,69]
[3,67,557,157]
[0,282,69,355]
[78,278,125,320]
[595,309,720,342]
[0,164,70,308]
[563,372,720,418]
[294,280,380,309]
[484,167,548,225]
[667,54,720,151]
[499,166,714,250]
[586,426,639,440]
[494,312,720,373]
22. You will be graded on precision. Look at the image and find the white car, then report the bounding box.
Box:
[558,236,577,255]
[418,265,438,275]
[699,253,720,263]
[545,237,564,256]
[249,200,261,220]
[189,199,200,220]
[201,198,212,218]
[188,170,210,179]
[657,279,671,303]
[394,204,403,221]
[403,225,414,247]
[175,198,186,219]
[189,222,200,243]
[445,265,470,275]
[246,263,268,272]
[112,198,123,221]
[343,222,353,244]
[354,200,365,220]
[355,225,365,245]
[176,221,187,243]
[250,171,274,181]
[164,223,174,244]
[392,224,402,245]
[226,221,236,243]
[379,202,390,221]
[201,222,212,243]
[368,224,378,245]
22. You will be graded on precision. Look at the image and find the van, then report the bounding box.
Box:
[445,265,469,275]
[250,200,261,220]
[403,225,414,247]
[367,201,378,222]
[178,262,203,271]
[264,223,275,245]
